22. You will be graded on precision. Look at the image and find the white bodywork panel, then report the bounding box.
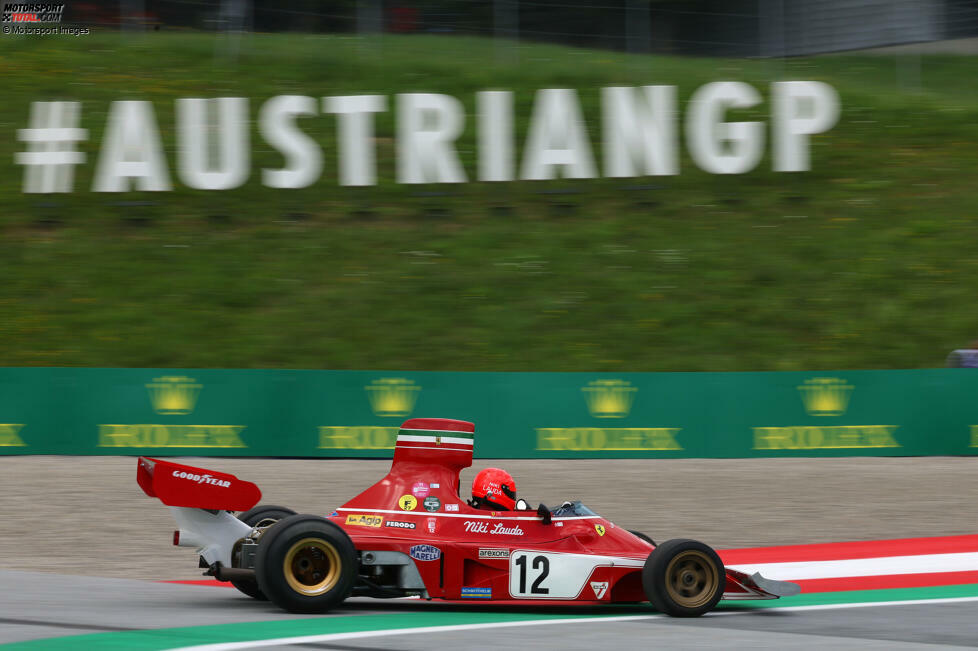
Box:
[508,550,644,599]
[169,506,252,567]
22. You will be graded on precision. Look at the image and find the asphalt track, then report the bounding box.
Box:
[3,456,978,648]
[2,569,978,649]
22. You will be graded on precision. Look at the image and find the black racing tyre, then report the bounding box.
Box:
[230,505,297,600]
[642,538,724,617]
[254,514,357,614]
[629,530,656,547]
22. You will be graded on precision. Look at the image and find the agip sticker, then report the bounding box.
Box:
[345,514,383,527]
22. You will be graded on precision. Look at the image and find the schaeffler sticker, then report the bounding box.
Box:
[461,586,492,599]
[464,521,524,536]
[478,548,510,559]
[423,496,441,512]
[409,544,441,561]
[384,520,416,530]
[345,514,383,527]
[171,470,231,488]
[412,482,430,498]
[590,581,609,599]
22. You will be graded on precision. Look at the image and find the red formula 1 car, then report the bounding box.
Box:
[137,418,798,617]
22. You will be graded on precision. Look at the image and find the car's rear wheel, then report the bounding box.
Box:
[642,538,724,617]
[229,505,297,600]
[255,514,356,613]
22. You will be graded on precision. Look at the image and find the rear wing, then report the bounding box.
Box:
[137,456,261,511]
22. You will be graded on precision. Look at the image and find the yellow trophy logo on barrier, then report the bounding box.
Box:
[797,377,853,417]
[366,378,420,417]
[146,376,202,416]
[582,379,636,418]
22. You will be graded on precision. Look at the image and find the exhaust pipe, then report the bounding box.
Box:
[206,563,256,582]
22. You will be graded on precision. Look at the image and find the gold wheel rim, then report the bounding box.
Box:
[283,537,341,596]
[664,550,719,608]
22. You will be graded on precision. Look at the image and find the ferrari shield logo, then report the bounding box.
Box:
[595,524,605,536]
[590,581,609,599]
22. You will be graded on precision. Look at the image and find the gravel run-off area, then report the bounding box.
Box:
[3,456,976,580]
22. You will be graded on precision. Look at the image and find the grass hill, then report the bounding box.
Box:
[1,33,977,371]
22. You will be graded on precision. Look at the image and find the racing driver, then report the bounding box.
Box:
[469,467,518,510]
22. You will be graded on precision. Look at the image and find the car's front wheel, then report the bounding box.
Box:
[641,538,724,617]
[254,514,356,613]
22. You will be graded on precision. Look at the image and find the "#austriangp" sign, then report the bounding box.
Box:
[0,368,977,458]
[15,81,839,193]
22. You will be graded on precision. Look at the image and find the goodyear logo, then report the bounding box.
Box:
[798,377,853,417]
[582,379,636,418]
[366,378,420,417]
[345,514,384,527]
[146,376,202,415]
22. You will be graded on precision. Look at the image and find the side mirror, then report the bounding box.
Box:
[536,503,552,525]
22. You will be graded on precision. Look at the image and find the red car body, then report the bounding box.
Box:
[138,417,797,614]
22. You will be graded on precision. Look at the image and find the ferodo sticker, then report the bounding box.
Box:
[410,544,441,561]
[385,520,416,530]
[345,514,383,527]
[398,495,418,511]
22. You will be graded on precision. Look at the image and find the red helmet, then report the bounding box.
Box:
[472,467,517,510]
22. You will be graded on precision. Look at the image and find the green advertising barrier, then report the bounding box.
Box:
[0,368,976,458]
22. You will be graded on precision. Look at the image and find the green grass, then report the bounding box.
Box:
[1,32,977,371]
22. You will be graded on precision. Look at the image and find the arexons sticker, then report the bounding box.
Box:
[479,548,510,559]
[409,544,441,561]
